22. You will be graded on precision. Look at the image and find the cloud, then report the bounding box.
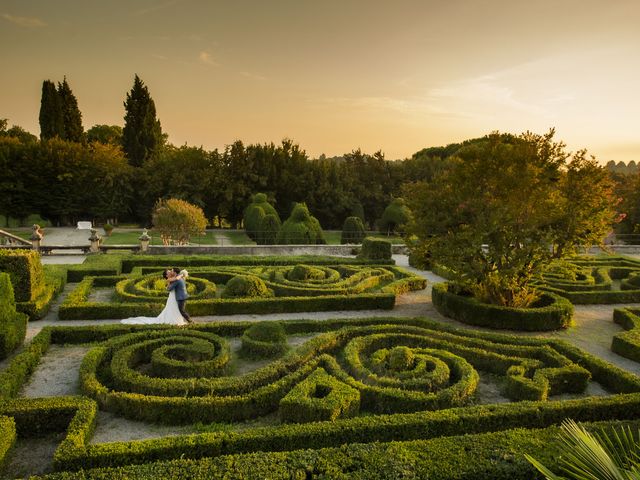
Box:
[198,51,219,66]
[2,13,46,28]
[239,71,267,81]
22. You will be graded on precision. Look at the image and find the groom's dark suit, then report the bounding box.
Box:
[168,278,191,322]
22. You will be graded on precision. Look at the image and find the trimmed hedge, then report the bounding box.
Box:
[222,274,272,298]
[341,216,366,244]
[279,367,360,422]
[432,282,574,331]
[0,415,16,472]
[240,322,289,359]
[358,237,392,260]
[612,307,640,362]
[276,203,326,245]
[0,248,45,302]
[0,273,28,359]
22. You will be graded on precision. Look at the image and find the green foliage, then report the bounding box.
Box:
[341,216,365,244]
[404,130,617,308]
[276,203,326,244]
[243,193,280,241]
[388,346,415,371]
[378,198,410,234]
[358,237,392,260]
[38,80,64,140]
[152,198,207,245]
[86,124,123,145]
[241,322,288,359]
[57,78,84,142]
[287,264,326,281]
[257,214,281,245]
[432,282,574,331]
[222,274,271,298]
[527,419,640,480]
[0,415,16,471]
[0,248,45,302]
[279,367,360,422]
[122,75,163,167]
[0,273,27,359]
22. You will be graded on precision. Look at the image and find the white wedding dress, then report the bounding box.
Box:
[121,290,187,325]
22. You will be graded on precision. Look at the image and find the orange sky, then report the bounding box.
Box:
[1,0,639,160]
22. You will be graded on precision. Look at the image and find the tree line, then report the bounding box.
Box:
[1,74,638,235]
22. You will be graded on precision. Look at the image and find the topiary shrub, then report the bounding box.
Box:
[378,198,410,235]
[240,321,289,358]
[244,193,280,241]
[287,265,326,282]
[222,275,272,298]
[256,214,281,245]
[358,237,392,260]
[341,216,366,244]
[0,273,28,359]
[276,203,326,245]
[0,249,45,302]
[388,346,415,371]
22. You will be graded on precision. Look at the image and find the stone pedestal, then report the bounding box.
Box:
[139,229,151,253]
[88,228,101,253]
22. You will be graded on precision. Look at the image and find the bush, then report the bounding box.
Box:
[378,198,410,234]
[341,216,365,244]
[287,264,326,282]
[241,322,289,359]
[256,214,281,245]
[0,248,45,302]
[222,275,272,299]
[358,237,392,260]
[152,198,207,245]
[244,193,279,241]
[432,282,574,331]
[279,367,360,423]
[276,203,326,245]
[0,415,16,471]
[0,273,28,359]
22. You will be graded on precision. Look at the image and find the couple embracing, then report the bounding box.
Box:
[122,267,192,325]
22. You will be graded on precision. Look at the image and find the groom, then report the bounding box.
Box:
[166,268,191,323]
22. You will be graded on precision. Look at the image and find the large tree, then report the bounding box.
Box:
[403,130,617,308]
[57,78,84,142]
[122,75,163,167]
[86,124,123,145]
[39,79,64,140]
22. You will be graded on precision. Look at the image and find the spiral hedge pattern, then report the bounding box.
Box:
[80,321,592,425]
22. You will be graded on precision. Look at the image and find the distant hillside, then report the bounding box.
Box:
[606,160,639,176]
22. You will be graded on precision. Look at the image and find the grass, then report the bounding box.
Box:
[217,230,404,245]
[102,229,219,246]
[1,228,32,241]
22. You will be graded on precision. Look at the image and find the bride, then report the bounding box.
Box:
[121,269,189,325]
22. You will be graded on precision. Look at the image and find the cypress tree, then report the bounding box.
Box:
[57,78,84,142]
[122,75,163,167]
[39,80,64,140]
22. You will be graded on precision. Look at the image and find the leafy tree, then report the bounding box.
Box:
[341,216,365,244]
[122,75,163,167]
[276,202,326,245]
[39,80,64,140]
[378,198,411,235]
[152,198,207,245]
[404,130,616,308]
[57,78,84,142]
[87,124,123,145]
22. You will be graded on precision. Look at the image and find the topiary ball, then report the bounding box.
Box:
[222,275,272,298]
[241,322,289,358]
[287,265,326,282]
[388,346,415,371]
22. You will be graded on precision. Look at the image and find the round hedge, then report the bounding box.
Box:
[287,265,326,282]
[241,322,289,358]
[222,275,272,298]
[276,203,326,245]
[378,198,410,234]
[256,213,281,245]
[431,282,574,331]
[341,216,366,244]
[115,274,216,303]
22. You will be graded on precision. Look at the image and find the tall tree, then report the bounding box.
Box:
[39,80,64,140]
[122,75,163,167]
[57,78,84,142]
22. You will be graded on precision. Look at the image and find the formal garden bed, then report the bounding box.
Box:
[1,315,640,478]
[58,254,425,319]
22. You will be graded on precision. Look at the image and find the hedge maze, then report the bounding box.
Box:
[59,255,426,320]
[2,316,640,478]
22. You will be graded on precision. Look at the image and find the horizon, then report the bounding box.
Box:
[1,0,639,161]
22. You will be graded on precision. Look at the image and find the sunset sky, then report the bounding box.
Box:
[1,0,639,161]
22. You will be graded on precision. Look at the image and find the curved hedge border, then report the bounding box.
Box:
[612,307,640,362]
[1,317,640,473]
[432,282,574,331]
